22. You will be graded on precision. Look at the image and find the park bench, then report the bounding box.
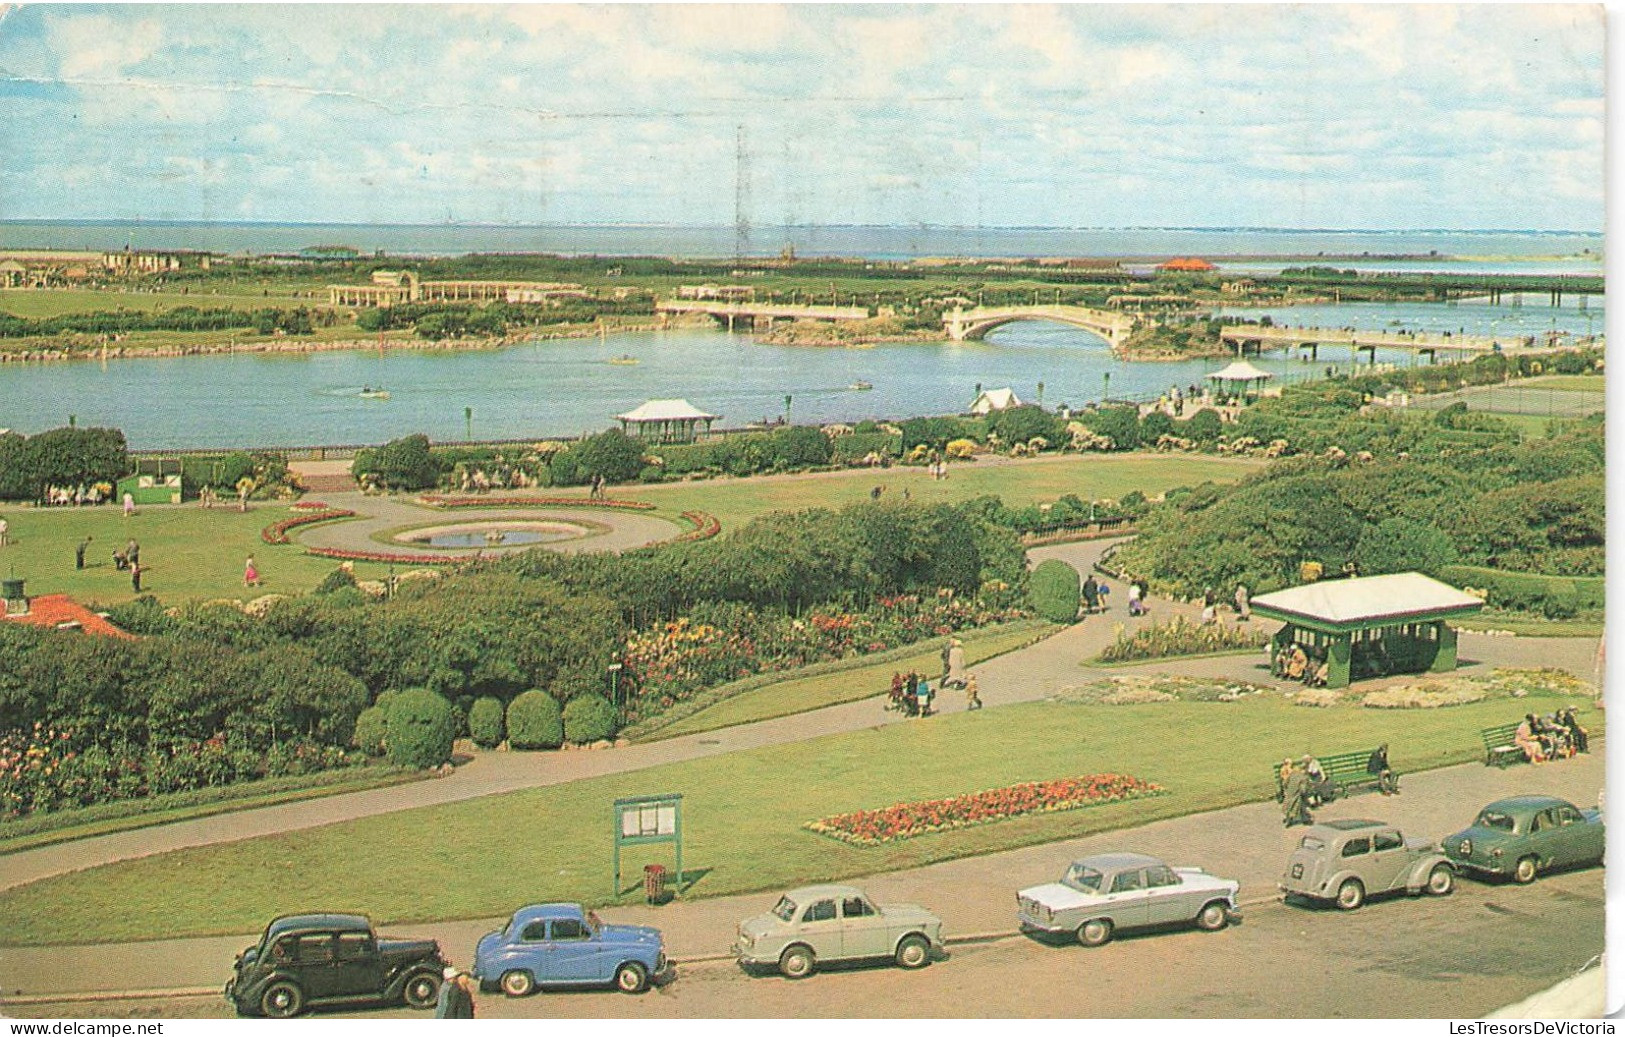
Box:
[1272,748,1391,801]
[1481,722,1527,767]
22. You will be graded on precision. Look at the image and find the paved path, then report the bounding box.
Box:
[0,749,1602,999]
[0,536,1597,896]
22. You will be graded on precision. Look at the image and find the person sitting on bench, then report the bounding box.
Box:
[1560,707,1590,754]
[1514,714,1547,764]
[1367,743,1399,795]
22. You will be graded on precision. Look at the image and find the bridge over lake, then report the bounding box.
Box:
[655,299,870,330]
[1219,324,1551,360]
[942,305,1135,347]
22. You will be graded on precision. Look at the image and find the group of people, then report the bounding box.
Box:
[1272,642,1330,688]
[887,666,980,718]
[1279,744,1398,827]
[1513,708,1589,763]
[587,474,609,499]
[76,536,150,592]
[1082,574,1116,615]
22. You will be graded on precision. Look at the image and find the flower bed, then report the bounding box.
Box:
[805,774,1165,846]
[290,500,330,511]
[1095,615,1269,663]
[303,545,468,566]
[416,494,656,511]
[261,508,356,545]
[674,510,721,542]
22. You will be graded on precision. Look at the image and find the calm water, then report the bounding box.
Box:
[0,292,1603,450]
[426,530,551,548]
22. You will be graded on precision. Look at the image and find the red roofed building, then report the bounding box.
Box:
[1158,257,1218,272]
[0,591,135,639]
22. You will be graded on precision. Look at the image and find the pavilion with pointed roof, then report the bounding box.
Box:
[614,399,719,444]
[1249,571,1483,689]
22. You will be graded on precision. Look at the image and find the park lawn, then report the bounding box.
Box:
[0,287,312,318]
[606,453,1264,530]
[1527,375,1605,393]
[0,691,1601,946]
[651,621,1056,739]
[0,503,391,606]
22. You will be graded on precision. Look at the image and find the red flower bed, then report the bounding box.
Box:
[805,774,1165,846]
[261,509,356,545]
[417,494,656,511]
[303,545,468,566]
[675,510,721,542]
[290,500,330,511]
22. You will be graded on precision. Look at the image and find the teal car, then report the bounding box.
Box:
[1441,795,1604,884]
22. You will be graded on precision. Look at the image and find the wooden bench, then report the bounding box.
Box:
[1272,749,1391,801]
[1481,722,1527,767]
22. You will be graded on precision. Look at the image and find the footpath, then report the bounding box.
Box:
[0,749,1603,999]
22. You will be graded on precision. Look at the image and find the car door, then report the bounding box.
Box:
[838,894,892,960]
[1526,807,1565,867]
[1547,804,1592,867]
[1102,868,1150,931]
[798,898,843,961]
[547,918,599,983]
[292,932,343,999]
[1140,864,1189,925]
[1366,830,1412,893]
[327,931,384,1000]
[513,919,552,981]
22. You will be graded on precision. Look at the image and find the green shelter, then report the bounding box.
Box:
[1251,572,1483,689]
[116,459,183,505]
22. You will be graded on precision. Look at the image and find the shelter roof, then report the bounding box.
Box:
[615,399,719,423]
[1207,360,1275,382]
[1250,572,1482,629]
[970,388,1022,411]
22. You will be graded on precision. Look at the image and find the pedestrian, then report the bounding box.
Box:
[1095,580,1109,611]
[1202,585,1216,609]
[1126,580,1143,617]
[0,517,8,546]
[916,677,933,717]
[964,672,982,711]
[1201,602,1216,625]
[126,539,139,567]
[130,561,143,593]
[434,965,476,1019]
[946,638,966,688]
[122,491,135,518]
[1081,574,1100,614]
[1235,583,1251,622]
[244,555,260,588]
[75,536,92,570]
[1281,762,1312,827]
[939,640,952,682]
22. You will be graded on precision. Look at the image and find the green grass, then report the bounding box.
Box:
[1456,614,1605,638]
[0,503,393,606]
[0,287,311,318]
[1527,375,1605,392]
[0,766,424,856]
[649,621,1055,739]
[0,688,1601,945]
[604,453,1264,530]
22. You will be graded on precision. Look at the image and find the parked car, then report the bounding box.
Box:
[734,884,944,979]
[1279,819,1455,910]
[1016,851,1239,947]
[1441,795,1604,884]
[224,913,445,1018]
[474,903,668,995]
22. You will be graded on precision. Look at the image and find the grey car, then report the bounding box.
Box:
[1280,818,1455,910]
[733,884,944,979]
[1016,851,1240,947]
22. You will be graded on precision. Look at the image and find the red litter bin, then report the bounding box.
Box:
[643,863,668,904]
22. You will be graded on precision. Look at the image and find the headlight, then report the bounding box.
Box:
[1459,839,1472,857]
[1490,847,1502,858]
[739,931,752,948]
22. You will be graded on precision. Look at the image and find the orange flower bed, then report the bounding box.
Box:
[417,494,656,511]
[805,774,1165,846]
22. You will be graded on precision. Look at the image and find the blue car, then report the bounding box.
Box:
[474,903,668,996]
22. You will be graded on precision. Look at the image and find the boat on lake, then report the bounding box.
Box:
[608,355,641,365]
[359,387,391,399]
[850,380,873,390]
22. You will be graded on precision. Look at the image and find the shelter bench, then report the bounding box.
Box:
[1481,722,1527,768]
[1273,748,1392,801]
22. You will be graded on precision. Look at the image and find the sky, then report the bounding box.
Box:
[0,3,1605,232]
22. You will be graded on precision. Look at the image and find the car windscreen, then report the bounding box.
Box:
[1298,836,1325,851]
[1062,865,1104,893]
[771,896,798,923]
[1475,811,1517,832]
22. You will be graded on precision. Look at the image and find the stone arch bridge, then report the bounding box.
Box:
[943,305,1136,347]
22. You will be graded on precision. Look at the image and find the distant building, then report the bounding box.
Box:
[969,388,1023,415]
[677,285,755,302]
[327,271,587,308]
[103,249,183,276]
[615,399,720,444]
[1158,257,1218,273]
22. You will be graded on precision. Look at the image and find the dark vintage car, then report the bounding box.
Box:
[225,913,447,1018]
[1442,795,1605,884]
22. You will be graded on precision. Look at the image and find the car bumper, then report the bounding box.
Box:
[732,942,776,967]
[1016,912,1070,935]
[1448,858,1507,877]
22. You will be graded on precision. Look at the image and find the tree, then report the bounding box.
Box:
[385,688,456,767]
[987,406,1061,447]
[562,693,619,743]
[1077,406,1141,450]
[769,425,832,468]
[574,429,645,485]
[354,434,441,490]
[1028,559,1081,623]
[506,689,564,749]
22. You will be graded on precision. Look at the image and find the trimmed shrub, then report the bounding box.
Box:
[374,690,401,714]
[1438,565,1603,614]
[352,706,388,756]
[506,689,564,750]
[563,693,619,743]
[314,566,358,595]
[1028,559,1081,623]
[384,688,456,768]
[468,696,505,749]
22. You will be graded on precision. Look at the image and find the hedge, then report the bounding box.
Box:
[468,696,506,749]
[1439,565,1605,618]
[385,688,456,768]
[830,431,904,463]
[562,693,619,743]
[352,706,388,756]
[1029,559,1081,624]
[506,689,564,750]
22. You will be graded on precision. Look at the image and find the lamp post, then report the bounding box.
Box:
[464,406,473,442]
[1102,372,1111,403]
[608,662,624,709]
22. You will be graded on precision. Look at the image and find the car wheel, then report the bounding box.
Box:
[402,972,440,1010]
[894,934,931,969]
[1195,901,1230,931]
[1335,879,1365,911]
[500,970,536,998]
[1426,865,1455,897]
[260,980,305,1019]
[1514,856,1539,884]
[779,944,816,979]
[615,961,649,994]
[1077,919,1113,947]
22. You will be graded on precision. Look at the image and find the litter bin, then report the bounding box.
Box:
[644,863,667,904]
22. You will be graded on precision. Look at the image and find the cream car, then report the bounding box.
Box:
[733,884,944,979]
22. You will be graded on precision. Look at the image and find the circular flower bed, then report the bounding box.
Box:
[675,510,721,542]
[805,773,1165,846]
[416,494,656,511]
[304,545,467,565]
[262,508,357,545]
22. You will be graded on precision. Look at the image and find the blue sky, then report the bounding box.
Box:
[0,3,1605,231]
